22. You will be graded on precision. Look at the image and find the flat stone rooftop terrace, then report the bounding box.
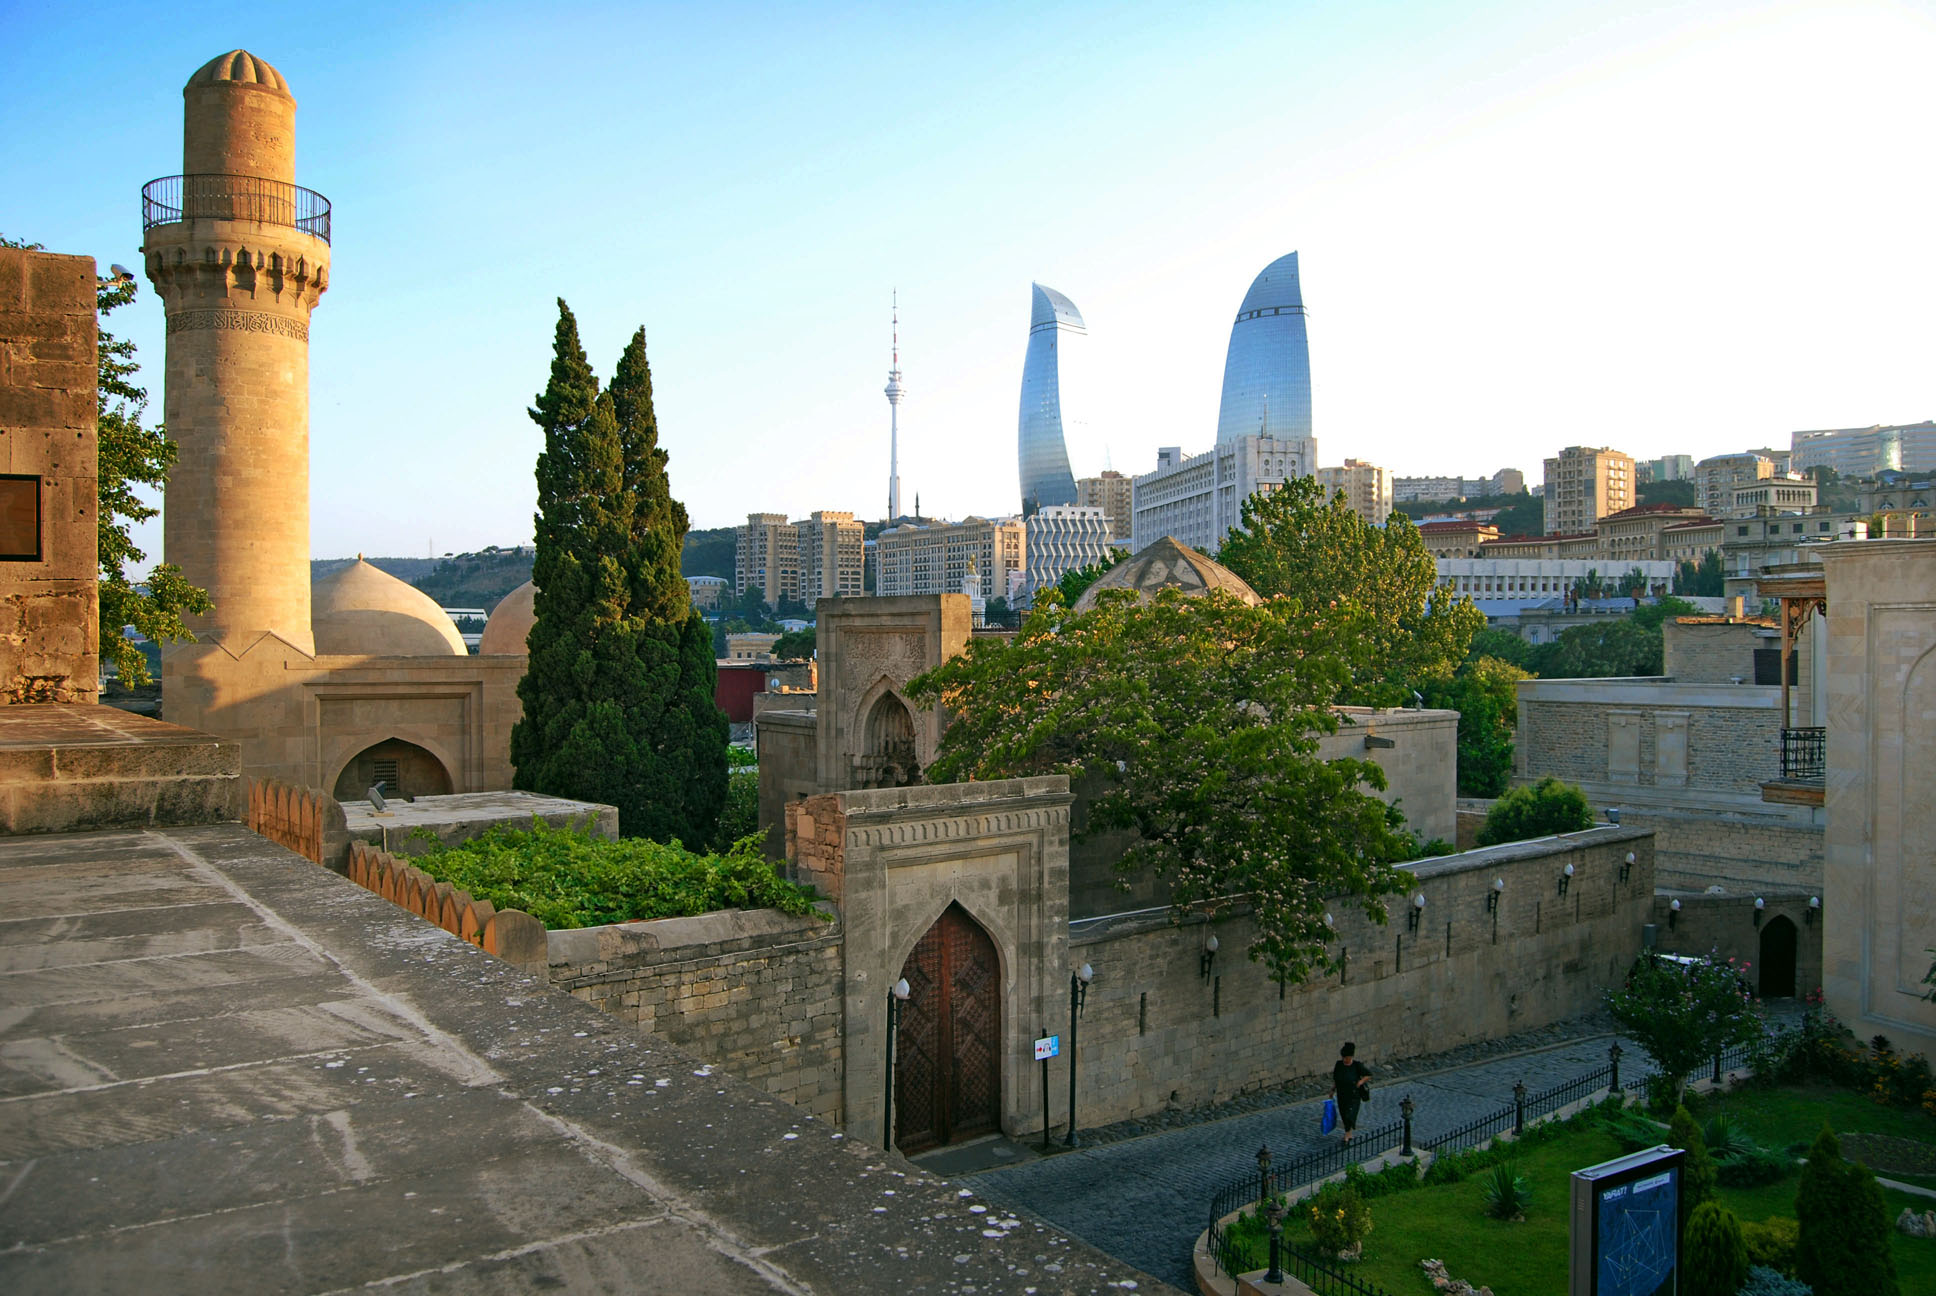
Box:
[0,822,1166,1294]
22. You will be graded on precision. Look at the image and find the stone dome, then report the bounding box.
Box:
[1071,536,1262,612]
[479,581,537,655]
[312,559,467,657]
[186,50,292,97]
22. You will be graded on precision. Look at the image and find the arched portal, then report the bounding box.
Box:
[895,903,1002,1153]
[331,738,454,801]
[1759,915,1798,998]
[857,691,918,789]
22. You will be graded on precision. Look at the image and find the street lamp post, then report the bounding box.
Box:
[883,977,911,1151]
[1064,962,1094,1147]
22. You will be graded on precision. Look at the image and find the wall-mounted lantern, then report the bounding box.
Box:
[1807,895,1820,925]
[1200,933,1219,979]
[1408,892,1426,932]
[1558,862,1575,898]
[1487,877,1504,915]
[1669,897,1682,929]
[1753,896,1765,928]
[883,977,913,1150]
[1619,851,1635,885]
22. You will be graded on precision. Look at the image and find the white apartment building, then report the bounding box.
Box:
[1024,505,1117,601]
[1791,422,1936,477]
[1316,459,1394,525]
[1542,446,1635,535]
[1130,432,1316,554]
[875,516,1026,599]
[1436,557,1675,601]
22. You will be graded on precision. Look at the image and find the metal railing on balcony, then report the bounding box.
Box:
[1781,726,1825,782]
[141,174,331,244]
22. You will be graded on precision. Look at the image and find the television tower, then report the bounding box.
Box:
[883,292,904,522]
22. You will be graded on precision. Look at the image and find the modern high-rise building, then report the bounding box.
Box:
[1024,505,1116,601]
[1316,459,1394,525]
[1017,283,1084,514]
[1791,422,1936,477]
[883,297,904,521]
[1075,470,1132,541]
[875,517,1026,599]
[1639,455,1694,483]
[1215,252,1312,447]
[1129,435,1315,555]
[735,510,863,607]
[1542,446,1634,535]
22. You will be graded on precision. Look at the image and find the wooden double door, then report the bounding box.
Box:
[895,904,1002,1153]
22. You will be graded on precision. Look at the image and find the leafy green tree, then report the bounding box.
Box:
[1675,551,1725,597]
[1537,596,1700,678]
[1795,1126,1899,1296]
[1424,655,1530,796]
[1682,1202,1749,1296]
[1476,776,1594,845]
[1668,1104,1718,1232]
[512,301,728,846]
[1489,492,1544,537]
[906,588,1410,984]
[1606,953,1763,1104]
[3,235,212,684]
[1217,477,1484,706]
[1465,628,1542,673]
[770,627,815,660]
[1637,478,1697,508]
[1055,551,1126,605]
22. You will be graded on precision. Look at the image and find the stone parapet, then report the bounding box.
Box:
[0,704,240,832]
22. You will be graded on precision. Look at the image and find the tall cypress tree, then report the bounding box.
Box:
[512,302,728,846]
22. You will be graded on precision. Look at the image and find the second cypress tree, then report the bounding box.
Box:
[512,302,728,846]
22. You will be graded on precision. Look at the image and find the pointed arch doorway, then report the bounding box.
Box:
[1759,915,1798,998]
[895,903,1002,1153]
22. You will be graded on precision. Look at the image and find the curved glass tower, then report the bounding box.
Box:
[1214,252,1312,446]
[1017,282,1083,514]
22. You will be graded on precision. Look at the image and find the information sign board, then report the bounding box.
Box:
[1033,1035,1059,1061]
[1569,1144,1684,1296]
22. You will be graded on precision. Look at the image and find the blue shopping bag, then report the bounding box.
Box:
[1321,1098,1337,1134]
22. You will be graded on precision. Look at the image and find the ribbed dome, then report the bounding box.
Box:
[479,581,536,655]
[186,50,291,96]
[312,559,467,657]
[1072,536,1261,612]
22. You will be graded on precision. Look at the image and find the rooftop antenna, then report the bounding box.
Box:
[884,291,904,522]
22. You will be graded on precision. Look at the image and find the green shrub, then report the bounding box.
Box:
[1737,1267,1812,1296]
[1602,1109,1668,1151]
[1421,1150,1469,1186]
[1668,1104,1716,1231]
[1474,776,1595,846]
[713,748,759,848]
[1795,1125,1899,1296]
[410,819,823,929]
[1479,1161,1532,1220]
[1305,1184,1372,1256]
[1716,1144,1791,1187]
[1703,1112,1747,1157]
[1741,1217,1799,1276]
[1682,1202,1749,1296]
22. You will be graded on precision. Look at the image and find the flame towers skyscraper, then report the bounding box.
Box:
[1017,282,1084,514]
[1214,251,1312,446]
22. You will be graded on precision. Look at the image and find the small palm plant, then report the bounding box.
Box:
[1481,1161,1533,1221]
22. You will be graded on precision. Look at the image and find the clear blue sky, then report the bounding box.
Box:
[4,1,1932,565]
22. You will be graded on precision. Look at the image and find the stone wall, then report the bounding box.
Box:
[1651,892,1823,1000]
[1614,805,1821,893]
[0,249,98,703]
[547,907,845,1122]
[1063,828,1656,1127]
[1517,678,1784,799]
[757,708,819,858]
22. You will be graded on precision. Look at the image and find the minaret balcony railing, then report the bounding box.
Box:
[142,174,332,244]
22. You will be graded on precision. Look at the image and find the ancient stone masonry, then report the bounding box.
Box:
[344,839,547,975]
[0,248,99,704]
[246,775,350,870]
[548,909,846,1121]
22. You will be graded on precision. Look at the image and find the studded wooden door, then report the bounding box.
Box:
[894,904,1002,1153]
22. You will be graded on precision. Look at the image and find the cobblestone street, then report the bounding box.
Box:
[959,1024,1657,1292]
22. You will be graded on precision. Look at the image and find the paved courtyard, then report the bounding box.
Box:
[962,1029,1659,1290]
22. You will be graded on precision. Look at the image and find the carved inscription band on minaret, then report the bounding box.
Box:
[166,309,309,340]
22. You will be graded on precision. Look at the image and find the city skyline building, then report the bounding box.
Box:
[1542,445,1634,535]
[1790,421,1936,477]
[734,510,863,607]
[1024,505,1116,602]
[1075,470,1132,541]
[1316,458,1393,525]
[1017,282,1084,515]
[1129,433,1315,554]
[875,516,1025,599]
[1214,251,1313,447]
[884,294,904,522]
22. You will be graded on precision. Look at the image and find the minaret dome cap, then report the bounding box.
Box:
[186,50,292,98]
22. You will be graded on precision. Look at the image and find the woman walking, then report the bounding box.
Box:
[1331,1042,1372,1143]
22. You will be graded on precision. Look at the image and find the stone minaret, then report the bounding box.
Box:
[142,50,328,665]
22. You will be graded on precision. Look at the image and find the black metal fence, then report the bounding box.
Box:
[1204,1040,1760,1279]
[141,174,333,244]
[1781,726,1826,781]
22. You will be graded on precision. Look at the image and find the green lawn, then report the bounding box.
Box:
[1231,1089,1936,1295]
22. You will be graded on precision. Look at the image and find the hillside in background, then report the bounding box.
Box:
[682,526,735,580]
[310,556,442,586]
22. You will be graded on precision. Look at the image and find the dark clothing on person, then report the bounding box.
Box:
[1332,1059,1371,1132]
